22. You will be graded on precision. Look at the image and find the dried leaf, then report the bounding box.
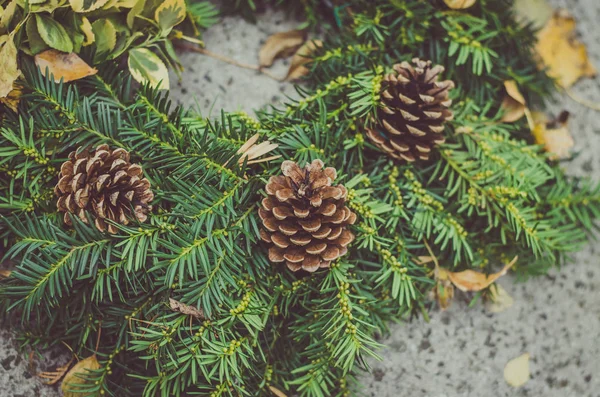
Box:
[485,284,514,313]
[61,355,101,396]
[169,298,206,319]
[35,50,98,83]
[259,30,306,68]
[532,110,574,160]
[504,353,530,387]
[0,269,11,278]
[268,386,288,397]
[447,256,518,292]
[536,10,596,88]
[38,356,75,385]
[500,80,526,123]
[286,39,322,81]
[0,81,22,112]
[0,34,19,98]
[443,0,476,9]
[512,0,553,29]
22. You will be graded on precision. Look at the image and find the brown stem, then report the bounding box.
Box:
[176,43,284,82]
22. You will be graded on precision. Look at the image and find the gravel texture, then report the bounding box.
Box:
[1,1,599,396]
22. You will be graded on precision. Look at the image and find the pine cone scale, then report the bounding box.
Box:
[259,160,356,272]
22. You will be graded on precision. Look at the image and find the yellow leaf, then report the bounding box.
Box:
[268,386,288,397]
[259,30,306,68]
[443,0,476,9]
[285,39,322,81]
[485,284,514,313]
[531,110,574,160]
[504,353,530,387]
[69,0,111,13]
[500,80,526,123]
[536,10,596,88]
[0,81,22,112]
[35,50,98,83]
[80,17,95,46]
[0,0,17,33]
[447,256,518,292]
[61,355,101,396]
[0,34,19,98]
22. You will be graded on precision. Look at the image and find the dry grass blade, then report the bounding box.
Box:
[268,385,288,397]
[38,356,75,385]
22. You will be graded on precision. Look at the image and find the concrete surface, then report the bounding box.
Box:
[1,1,599,396]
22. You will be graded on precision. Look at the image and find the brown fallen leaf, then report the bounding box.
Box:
[0,81,22,112]
[0,34,19,98]
[169,298,206,320]
[531,110,574,160]
[500,80,526,123]
[259,30,306,68]
[61,355,101,397]
[536,10,596,88]
[447,256,518,292]
[443,0,476,9]
[35,50,98,83]
[0,269,11,278]
[286,39,323,81]
[38,356,75,385]
[485,284,514,313]
[268,385,288,397]
[504,353,530,387]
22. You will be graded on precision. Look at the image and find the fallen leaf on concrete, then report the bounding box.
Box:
[485,284,514,313]
[504,353,530,387]
[268,385,288,397]
[61,355,101,396]
[38,356,75,385]
[286,39,323,81]
[443,0,476,9]
[447,256,518,292]
[35,50,98,83]
[259,30,306,68]
[169,298,206,319]
[512,0,553,29]
[536,10,596,88]
[531,110,574,160]
[500,80,526,123]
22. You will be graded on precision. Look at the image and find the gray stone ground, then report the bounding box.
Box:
[1,1,599,396]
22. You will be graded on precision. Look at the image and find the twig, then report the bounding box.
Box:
[565,88,600,111]
[176,43,283,82]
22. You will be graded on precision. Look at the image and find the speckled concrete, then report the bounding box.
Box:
[2,1,599,396]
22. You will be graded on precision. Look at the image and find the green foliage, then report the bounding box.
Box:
[1,1,599,397]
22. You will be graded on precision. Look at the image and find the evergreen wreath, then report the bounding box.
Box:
[1,0,599,396]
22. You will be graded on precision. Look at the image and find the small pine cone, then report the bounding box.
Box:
[366,58,454,162]
[258,160,357,272]
[55,144,153,234]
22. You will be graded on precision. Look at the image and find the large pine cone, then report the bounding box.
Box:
[55,144,153,234]
[366,58,454,162]
[258,160,357,272]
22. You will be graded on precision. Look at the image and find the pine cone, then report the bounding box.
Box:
[55,144,153,234]
[258,160,357,272]
[366,58,454,162]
